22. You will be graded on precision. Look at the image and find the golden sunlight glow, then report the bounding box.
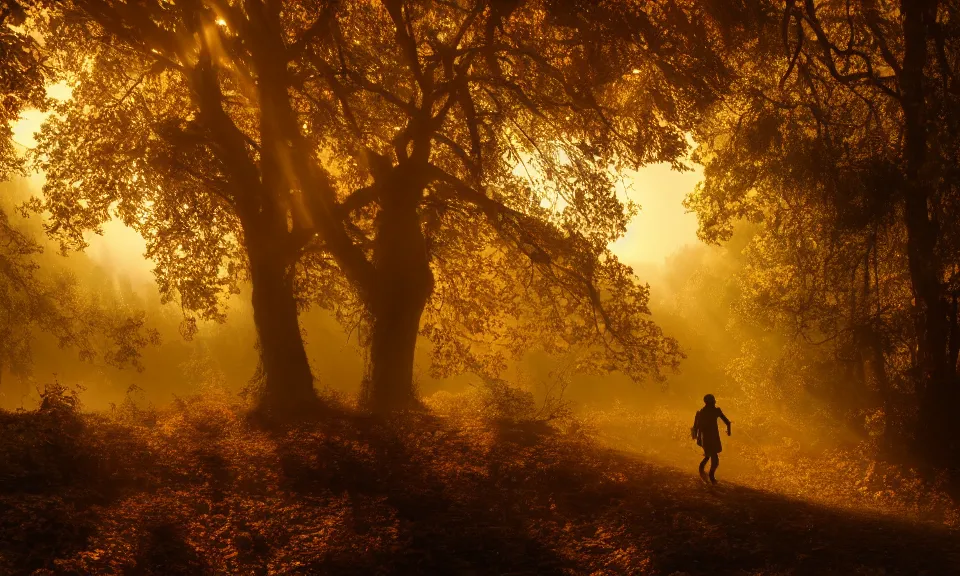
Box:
[85,219,153,283]
[610,163,702,267]
[215,18,227,27]
[11,82,153,283]
[509,145,701,268]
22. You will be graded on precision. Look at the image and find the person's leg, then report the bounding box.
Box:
[708,454,719,483]
[699,452,711,481]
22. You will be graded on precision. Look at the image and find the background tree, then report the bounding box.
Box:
[689,0,960,467]
[34,0,754,414]
[0,1,158,391]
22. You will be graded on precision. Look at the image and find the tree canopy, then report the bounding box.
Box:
[27,0,751,414]
[1,0,45,177]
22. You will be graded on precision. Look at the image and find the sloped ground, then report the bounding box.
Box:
[589,403,960,528]
[0,388,957,575]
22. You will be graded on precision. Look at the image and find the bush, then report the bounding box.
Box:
[426,373,572,427]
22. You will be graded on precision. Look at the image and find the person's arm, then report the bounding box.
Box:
[691,411,699,439]
[719,410,731,436]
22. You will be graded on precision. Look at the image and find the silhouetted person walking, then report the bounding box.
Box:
[691,394,731,484]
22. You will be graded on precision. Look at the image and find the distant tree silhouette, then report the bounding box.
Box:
[29,0,752,414]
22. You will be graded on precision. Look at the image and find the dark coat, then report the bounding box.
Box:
[693,405,730,455]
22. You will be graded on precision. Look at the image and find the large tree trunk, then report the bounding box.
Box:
[900,0,957,466]
[363,165,433,413]
[366,287,430,413]
[247,234,317,417]
[184,25,324,420]
[948,294,960,377]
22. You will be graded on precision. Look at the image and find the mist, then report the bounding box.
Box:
[0,164,901,467]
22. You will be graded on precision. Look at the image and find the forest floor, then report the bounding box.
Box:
[0,385,958,575]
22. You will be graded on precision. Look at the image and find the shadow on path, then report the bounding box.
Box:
[593,449,960,575]
[274,414,571,575]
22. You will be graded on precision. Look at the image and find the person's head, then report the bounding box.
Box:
[703,394,716,406]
